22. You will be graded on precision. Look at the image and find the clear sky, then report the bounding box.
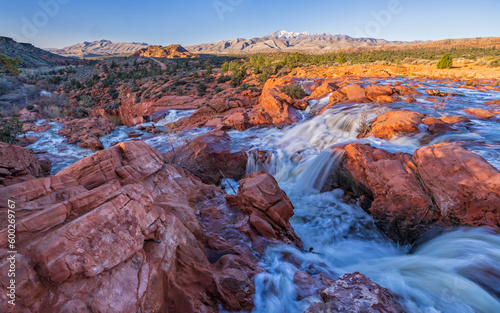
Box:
[1,0,499,48]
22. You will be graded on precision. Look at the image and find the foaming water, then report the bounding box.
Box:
[22,78,500,312]
[244,79,500,313]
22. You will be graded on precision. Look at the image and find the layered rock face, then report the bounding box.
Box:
[247,77,300,128]
[58,117,116,150]
[0,141,302,313]
[337,142,500,242]
[0,142,51,186]
[168,130,247,185]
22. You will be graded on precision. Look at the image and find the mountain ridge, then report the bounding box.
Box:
[46,40,149,58]
[185,30,408,54]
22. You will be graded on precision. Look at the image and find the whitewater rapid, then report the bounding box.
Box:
[23,78,500,312]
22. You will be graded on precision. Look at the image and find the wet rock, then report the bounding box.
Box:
[15,136,38,147]
[339,143,438,243]
[366,110,426,139]
[413,143,500,228]
[464,108,497,119]
[294,99,309,110]
[227,171,303,251]
[338,142,500,243]
[224,111,250,130]
[306,272,404,313]
[438,115,470,124]
[169,130,247,185]
[485,99,500,106]
[58,117,116,150]
[425,89,464,97]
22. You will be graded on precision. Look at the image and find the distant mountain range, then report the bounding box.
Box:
[43,31,408,58]
[185,30,408,54]
[0,36,85,67]
[46,40,149,58]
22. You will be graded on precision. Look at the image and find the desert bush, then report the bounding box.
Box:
[0,117,23,144]
[214,86,223,93]
[107,115,122,126]
[45,105,65,118]
[0,54,21,76]
[356,110,371,138]
[280,84,307,100]
[437,54,453,69]
[176,88,184,96]
[217,74,231,84]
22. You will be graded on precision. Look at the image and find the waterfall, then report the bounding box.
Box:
[293,147,345,195]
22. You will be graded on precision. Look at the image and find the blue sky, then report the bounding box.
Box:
[1,0,499,48]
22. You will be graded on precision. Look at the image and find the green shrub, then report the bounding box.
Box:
[0,54,21,76]
[176,88,184,96]
[0,118,23,144]
[280,84,307,99]
[217,74,231,84]
[437,54,453,69]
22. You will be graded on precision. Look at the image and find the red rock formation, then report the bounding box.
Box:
[338,142,500,242]
[306,272,404,313]
[247,77,299,128]
[58,117,116,150]
[227,171,303,251]
[306,79,339,100]
[0,142,44,186]
[464,108,497,119]
[339,143,439,242]
[366,110,426,139]
[438,115,470,124]
[0,141,303,312]
[119,95,203,126]
[413,143,500,228]
[131,44,196,58]
[485,99,500,106]
[168,130,248,185]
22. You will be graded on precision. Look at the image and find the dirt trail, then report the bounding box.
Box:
[147,57,167,70]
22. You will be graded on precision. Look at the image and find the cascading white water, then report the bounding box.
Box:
[23,77,500,312]
[245,100,500,313]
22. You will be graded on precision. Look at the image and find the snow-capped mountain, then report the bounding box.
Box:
[186,30,406,54]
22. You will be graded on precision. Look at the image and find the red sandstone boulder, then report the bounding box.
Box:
[338,142,500,243]
[307,79,339,100]
[464,108,497,119]
[57,140,164,189]
[306,272,404,313]
[227,171,302,251]
[438,115,470,124]
[366,110,426,139]
[365,84,395,101]
[0,141,267,313]
[169,130,247,185]
[15,136,39,147]
[485,99,500,106]
[247,77,299,128]
[413,143,500,228]
[0,142,44,186]
[58,117,116,150]
[338,143,438,242]
[339,84,369,103]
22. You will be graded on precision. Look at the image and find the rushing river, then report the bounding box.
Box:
[25,78,500,312]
